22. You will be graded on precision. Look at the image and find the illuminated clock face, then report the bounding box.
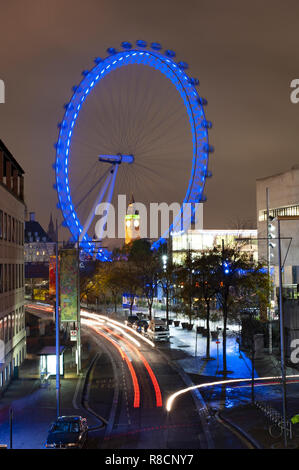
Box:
[134,220,140,228]
[126,220,131,228]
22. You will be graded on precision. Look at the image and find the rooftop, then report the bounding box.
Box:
[25,220,53,243]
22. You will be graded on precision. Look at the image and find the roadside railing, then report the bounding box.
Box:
[255,400,293,439]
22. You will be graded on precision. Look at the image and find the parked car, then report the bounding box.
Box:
[125,315,139,327]
[45,416,88,449]
[133,319,148,333]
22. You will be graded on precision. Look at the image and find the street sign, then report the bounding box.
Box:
[70,330,77,341]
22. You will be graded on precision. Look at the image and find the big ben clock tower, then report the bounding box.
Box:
[125,194,140,244]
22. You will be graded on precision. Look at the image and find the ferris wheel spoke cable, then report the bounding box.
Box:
[73,166,112,215]
[133,86,182,149]
[139,100,184,146]
[97,164,119,242]
[134,161,165,179]
[71,159,98,194]
[57,163,103,230]
[134,109,188,157]
[128,70,157,147]
[79,167,114,243]
[128,165,156,205]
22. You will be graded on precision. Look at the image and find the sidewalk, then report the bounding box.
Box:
[0,346,98,448]
[220,403,299,449]
[157,322,299,448]
[165,323,299,380]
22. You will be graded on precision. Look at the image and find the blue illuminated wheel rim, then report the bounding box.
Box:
[54,41,212,259]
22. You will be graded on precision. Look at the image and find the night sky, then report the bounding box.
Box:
[1,0,299,239]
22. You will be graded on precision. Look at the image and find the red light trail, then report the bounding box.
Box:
[102,325,162,408]
[88,323,140,408]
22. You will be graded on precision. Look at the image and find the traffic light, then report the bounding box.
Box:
[268,215,276,252]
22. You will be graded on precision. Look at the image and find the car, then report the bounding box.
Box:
[45,416,88,449]
[133,319,148,333]
[125,315,139,327]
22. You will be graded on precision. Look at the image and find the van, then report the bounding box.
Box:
[147,318,170,342]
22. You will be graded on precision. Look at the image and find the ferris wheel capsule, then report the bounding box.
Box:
[165,50,176,57]
[177,61,189,70]
[136,40,147,47]
[150,42,162,50]
[121,41,132,49]
[107,47,117,55]
[188,77,199,86]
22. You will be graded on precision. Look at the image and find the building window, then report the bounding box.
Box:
[8,315,11,341]
[3,317,7,343]
[7,215,11,242]
[3,213,7,240]
[259,204,299,222]
[11,313,15,337]
[12,218,15,243]
[0,210,2,239]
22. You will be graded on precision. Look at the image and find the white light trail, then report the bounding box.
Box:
[81,311,141,347]
[99,315,155,348]
[166,375,299,412]
[106,322,141,347]
[81,310,155,348]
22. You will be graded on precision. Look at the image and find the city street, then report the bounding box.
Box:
[2,2,299,454]
[79,313,251,449]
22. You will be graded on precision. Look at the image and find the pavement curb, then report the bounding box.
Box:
[84,329,120,437]
[157,347,215,449]
[217,411,262,449]
[81,352,107,430]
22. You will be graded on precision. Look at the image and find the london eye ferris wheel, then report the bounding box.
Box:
[54,40,213,260]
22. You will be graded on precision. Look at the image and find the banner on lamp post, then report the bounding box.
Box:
[60,249,78,322]
[49,255,57,296]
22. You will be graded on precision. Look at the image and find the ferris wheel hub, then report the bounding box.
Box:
[98,153,134,164]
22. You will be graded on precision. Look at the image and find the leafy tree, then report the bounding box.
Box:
[193,250,219,358]
[159,258,175,326]
[97,260,124,312]
[212,245,270,375]
[174,250,197,325]
[127,239,160,319]
[118,258,142,315]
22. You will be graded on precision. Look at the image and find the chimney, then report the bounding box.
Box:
[29,212,35,222]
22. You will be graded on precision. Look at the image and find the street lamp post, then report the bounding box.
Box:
[55,241,60,418]
[266,188,273,354]
[277,218,288,447]
[77,240,81,375]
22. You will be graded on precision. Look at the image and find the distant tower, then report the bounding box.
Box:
[55,218,58,242]
[125,194,140,244]
[47,213,57,242]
